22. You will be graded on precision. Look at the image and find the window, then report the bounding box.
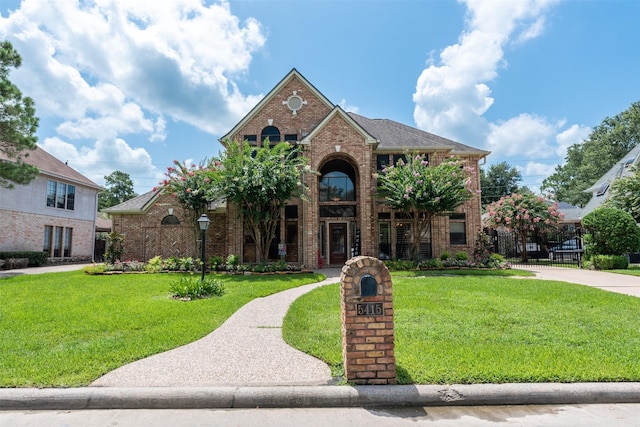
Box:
[244,135,257,143]
[449,213,466,245]
[319,171,355,201]
[43,225,53,254]
[64,228,73,257]
[379,222,391,260]
[392,154,407,166]
[260,126,281,144]
[44,225,73,257]
[284,134,298,142]
[376,154,390,171]
[161,215,180,225]
[46,180,76,210]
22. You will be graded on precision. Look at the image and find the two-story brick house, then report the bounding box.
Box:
[0,146,102,261]
[107,69,489,268]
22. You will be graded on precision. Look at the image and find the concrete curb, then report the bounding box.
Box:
[2,383,640,410]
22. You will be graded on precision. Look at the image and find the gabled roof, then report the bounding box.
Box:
[348,112,490,156]
[220,68,334,143]
[579,143,640,216]
[0,145,102,190]
[103,189,161,214]
[299,106,378,146]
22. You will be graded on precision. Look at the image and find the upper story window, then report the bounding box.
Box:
[261,126,281,144]
[244,135,257,144]
[319,171,355,202]
[46,180,75,210]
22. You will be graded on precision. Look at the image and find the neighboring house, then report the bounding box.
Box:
[557,143,640,224]
[0,146,102,261]
[107,69,490,268]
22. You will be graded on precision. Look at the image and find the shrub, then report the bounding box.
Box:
[84,264,106,275]
[0,251,48,267]
[590,255,629,270]
[384,259,417,271]
[455,251,469,261]
[226,254,239,271]
[169,276,226,300]
[104,231,124,264]
[439,251,451,261]
[145,256,164,273]
[473,231,493,266]
[209,256,224,271]
[417,258,443,269]
[582,207,640,256]
[178,257,195,271]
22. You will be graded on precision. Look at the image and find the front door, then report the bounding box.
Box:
[329,223,348,265]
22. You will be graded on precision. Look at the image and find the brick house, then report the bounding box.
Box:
[106,69,489,268]
[0,146,102,261]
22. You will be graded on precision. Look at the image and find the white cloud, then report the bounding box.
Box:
[486,113,559,159]
[39,137,163,193]
[338,99,359,114]
[413,0,559,149]
[0,0,265,138]
[555,124,591,160]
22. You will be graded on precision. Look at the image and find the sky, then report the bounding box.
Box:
[1,0,639,195]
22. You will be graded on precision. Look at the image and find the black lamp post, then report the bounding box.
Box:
[197,214,210,281]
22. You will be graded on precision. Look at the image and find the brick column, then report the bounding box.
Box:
[340,256,396,385]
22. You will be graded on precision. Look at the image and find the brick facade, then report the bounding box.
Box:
[111,69,489,267]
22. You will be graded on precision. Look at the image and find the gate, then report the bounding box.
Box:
[491,229,583,268]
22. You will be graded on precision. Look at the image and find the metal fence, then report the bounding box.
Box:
[490,229,584,268]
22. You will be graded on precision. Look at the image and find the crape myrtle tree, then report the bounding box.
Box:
[484,192,563,261]
[0,41,39,188]
[214,140,312,263]
[376,153,477,262]
[155,159,219,256]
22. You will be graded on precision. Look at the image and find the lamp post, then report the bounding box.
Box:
[197,214,210,281]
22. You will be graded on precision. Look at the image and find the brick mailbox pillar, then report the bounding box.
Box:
[340,256,396,385]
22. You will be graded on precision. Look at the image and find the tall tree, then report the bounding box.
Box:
[0,41,39,188]
[98,171,138,210]
[376,153,476,261]
[480,161,522,206]
[484,193,563,261]
[214,140,311,263]
[541,101,640,207]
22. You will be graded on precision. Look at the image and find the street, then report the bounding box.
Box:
[2,404,640,426]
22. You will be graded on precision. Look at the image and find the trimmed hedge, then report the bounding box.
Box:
[0,252,48,267]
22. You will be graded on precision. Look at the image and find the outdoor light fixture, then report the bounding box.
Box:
[197,214,210,281]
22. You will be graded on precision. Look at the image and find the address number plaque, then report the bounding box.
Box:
[356,302,384,316]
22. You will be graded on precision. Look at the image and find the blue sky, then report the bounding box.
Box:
[1,0,639,194]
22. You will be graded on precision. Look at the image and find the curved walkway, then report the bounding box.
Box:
[91,269,343,387]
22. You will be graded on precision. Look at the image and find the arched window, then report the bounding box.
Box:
[319,159,356,202]
[260,126,281,144]
[161,215,180,225]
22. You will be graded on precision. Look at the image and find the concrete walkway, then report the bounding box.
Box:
[91,269,343,387]
[512,265,640,297]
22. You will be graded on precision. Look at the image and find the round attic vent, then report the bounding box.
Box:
[287,95,304,112]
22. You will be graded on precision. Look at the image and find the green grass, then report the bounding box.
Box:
[607,265,640,276]
[283,273,640,384]
[0,270,324,387]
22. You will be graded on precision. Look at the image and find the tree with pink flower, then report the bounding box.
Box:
[485,192,564,261]
[376,153,477,261]
[155,159,220,253]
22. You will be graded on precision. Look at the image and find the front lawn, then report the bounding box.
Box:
[283,272,640,384]
[0,270,323,387]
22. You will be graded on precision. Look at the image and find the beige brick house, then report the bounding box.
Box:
[106,69,489,268]
[0,146,102,261]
